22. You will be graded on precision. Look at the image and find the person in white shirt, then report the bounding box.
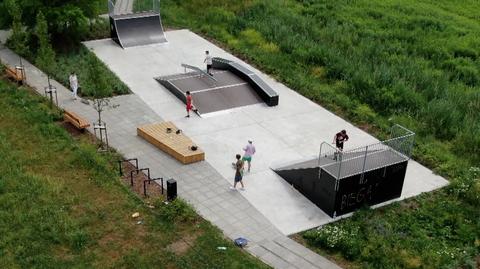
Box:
[242,139,256,172]
[69,72,78,100]
[204,50,213,76]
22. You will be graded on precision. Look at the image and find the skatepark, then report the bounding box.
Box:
[85,26,448,235]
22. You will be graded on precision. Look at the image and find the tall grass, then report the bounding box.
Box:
[162,0,479,163]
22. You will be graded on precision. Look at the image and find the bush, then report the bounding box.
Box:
[156,198,197,223]
[447,167,480,206]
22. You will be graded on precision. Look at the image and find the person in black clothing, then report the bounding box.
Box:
[333,129,349,151]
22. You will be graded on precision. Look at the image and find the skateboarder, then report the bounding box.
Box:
[185,91,193,117]
[242,139,256,172]
[69,72,78,100]
[230,154,245,190]
[204,50,213,76]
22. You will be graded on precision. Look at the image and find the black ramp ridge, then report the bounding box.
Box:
[113,13,167,48]
[214,58,279,106]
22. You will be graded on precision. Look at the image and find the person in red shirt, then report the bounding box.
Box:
[186,91,193,117]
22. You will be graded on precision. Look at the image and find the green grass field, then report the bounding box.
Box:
[158,0,479,268]
[0,75,269,269]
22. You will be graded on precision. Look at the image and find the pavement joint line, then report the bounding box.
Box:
[258,245,301,269]
[189,82,249,94]
[166,70,228,82]
[271,240,321,268]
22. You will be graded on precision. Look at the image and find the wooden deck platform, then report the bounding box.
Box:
[137,122,204,164]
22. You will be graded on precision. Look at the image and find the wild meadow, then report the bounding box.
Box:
[160,0,480,267]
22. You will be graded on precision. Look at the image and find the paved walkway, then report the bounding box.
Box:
[0,45,341,268]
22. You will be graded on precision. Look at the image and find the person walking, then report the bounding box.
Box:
[204,50,213,76]
[230,154,245,190]
[69,72,78,100]
[242,139,256,172]
[185,91,193,117]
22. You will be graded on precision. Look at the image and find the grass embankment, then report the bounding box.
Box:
[159,0,480,268]
[0,76,269,269]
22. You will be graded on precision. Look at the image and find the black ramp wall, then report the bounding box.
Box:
[274,160,409,218]
[274,167,337,216]
[110,13,167,48]
[333,161,408,216]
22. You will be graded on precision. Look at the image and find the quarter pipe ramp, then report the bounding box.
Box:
[110,11,167,48]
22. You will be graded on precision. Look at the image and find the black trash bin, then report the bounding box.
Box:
[167,178,177,201]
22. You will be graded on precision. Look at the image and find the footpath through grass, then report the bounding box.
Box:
[159,0,480,268]
[0,76,269,269]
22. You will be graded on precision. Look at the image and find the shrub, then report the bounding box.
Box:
[447,167,480,206]
[156,198,197,223]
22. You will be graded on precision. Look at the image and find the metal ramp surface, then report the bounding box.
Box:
[110,11,167,48]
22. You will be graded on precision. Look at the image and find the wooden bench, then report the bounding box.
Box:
[64,109,90,131]
[137,122,205,164]
[5,66,24,84]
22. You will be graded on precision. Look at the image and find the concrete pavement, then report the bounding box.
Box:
[85,29,449,235]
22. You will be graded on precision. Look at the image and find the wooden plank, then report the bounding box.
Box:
[5,67,24,83]
[137,122,204,164]
[64,110,90,130]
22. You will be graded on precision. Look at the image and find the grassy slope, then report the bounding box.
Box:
[0,76,269,269]
[158,0,480,268]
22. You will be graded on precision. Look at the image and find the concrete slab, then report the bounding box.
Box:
[84,29,448,235]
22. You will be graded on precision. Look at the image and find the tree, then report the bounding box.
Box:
[14,0,103,43]
[87,54,111,124]
[5,0,28,79]
[35,11,56,90]
[87,52,118,151]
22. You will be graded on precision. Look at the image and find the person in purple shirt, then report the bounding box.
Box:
[242,139,256,172]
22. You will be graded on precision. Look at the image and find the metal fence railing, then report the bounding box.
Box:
[108,0,160,16]
[318,124,415,180]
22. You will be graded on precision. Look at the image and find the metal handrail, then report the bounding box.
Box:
[181,63,217,82]
[118,158,139,176]
[130,168,150,186]
[143,177,164,197]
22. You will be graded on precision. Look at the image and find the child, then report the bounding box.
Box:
[186,91,193,117]
[204,50,213,76]
[230,154,245,190]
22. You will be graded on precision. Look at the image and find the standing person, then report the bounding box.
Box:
[185,91,193,118]
[333,129,349,151]
[242,139,256,172]
[204,50,213,76]
[230,154,245,190]
[69,72,78,100]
